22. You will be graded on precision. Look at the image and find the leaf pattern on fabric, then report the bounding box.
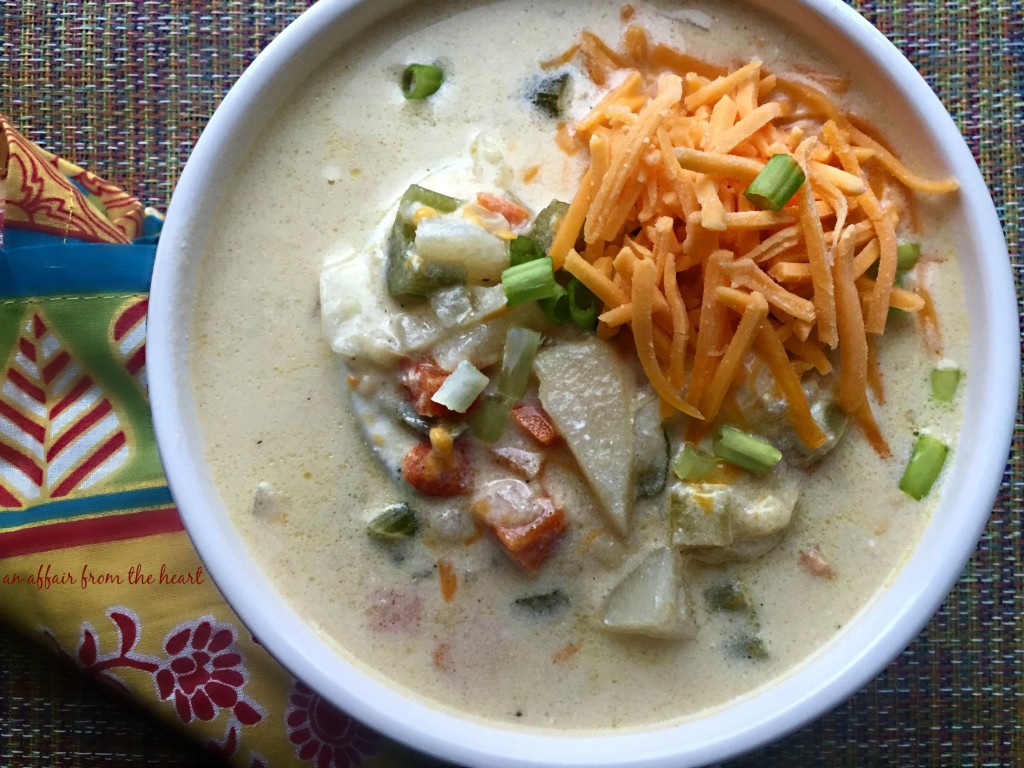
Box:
[0,308,130,507]
[44,608,163,693]
[110,297,149,396]
[0,117,143,243]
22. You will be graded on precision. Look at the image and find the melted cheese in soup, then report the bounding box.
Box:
[190,0,968,731]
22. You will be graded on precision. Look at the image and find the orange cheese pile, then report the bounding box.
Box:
[542,21,958,453]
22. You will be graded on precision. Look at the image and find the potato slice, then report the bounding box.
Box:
[602,547,696,639]
[534,336,635,535]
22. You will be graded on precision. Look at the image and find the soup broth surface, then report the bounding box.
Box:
[190,0,968,731]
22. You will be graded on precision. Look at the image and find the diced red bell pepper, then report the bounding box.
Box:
[472,480,568,571]
[400,360,457,418]
[511,402,561,446]
[401,439,473,497]
[476,192,530,228]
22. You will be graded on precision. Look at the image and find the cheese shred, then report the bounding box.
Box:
[544,24,958,450]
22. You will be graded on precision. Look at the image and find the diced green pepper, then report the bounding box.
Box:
[526,200,570,253]
[727,632,769,661]
[531,73,570,118]
[704,580,751,613]
[385,185,463,298]
[512,589,569,616]
[367,503,419,540]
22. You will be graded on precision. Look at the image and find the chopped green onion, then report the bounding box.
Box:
[402,63,444,99]
[527,200,571,252]
[509,235,545,267]
[743,154,805,212]
[430,361,489,413]
[531,73,570,118]
[868,241,924,280]
[674,443,717,482]
[470,393,512,443]
[930,366,961,402]
[368,503,419,540]
[713,426,782,476]
[896,242,922,272]
[899,433,948,500]
[498,326,542,400]
[567,277,599,330]
[538,282,570,325]
[502,256,557,307]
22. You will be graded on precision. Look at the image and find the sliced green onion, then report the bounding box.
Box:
[531,72,570,118]
[368,503,419,540]
[868,242,924,280]
[743,154,805,212]
[498,326,542,400]
[713,426,782,476]
[674,443,717,482]
[896,242,922,272]
[931,366,961,402]
[538,282,570,325]
[502,256,557,307]
[402,63,444,100]
[509,235,545,267]
[470,393,512,443]
[567,277,599,330]
[430,360,489,413]
[899,433,948,500]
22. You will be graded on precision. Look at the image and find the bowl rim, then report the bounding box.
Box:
[147,1,1020,766]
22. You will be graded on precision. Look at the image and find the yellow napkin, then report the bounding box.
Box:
[0,116,421,767]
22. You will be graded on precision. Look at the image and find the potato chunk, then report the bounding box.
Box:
[670,466,799,563]
[534,336,635,535]
[602,547,696,639]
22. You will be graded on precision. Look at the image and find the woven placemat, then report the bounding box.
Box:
[1,1,1021,766]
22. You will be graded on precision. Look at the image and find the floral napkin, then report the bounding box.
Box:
[0,115,426,768]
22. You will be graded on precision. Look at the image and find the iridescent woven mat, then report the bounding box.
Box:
[1,1,1021,766]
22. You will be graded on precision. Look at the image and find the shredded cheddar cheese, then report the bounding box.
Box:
[544,24,958,451]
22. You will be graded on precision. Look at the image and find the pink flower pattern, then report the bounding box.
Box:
[286,680,380,767]
[45,607,384,766]
[45,609,265,761]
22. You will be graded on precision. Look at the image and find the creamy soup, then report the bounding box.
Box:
[190,0,967,732]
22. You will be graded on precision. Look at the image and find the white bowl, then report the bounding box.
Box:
[148,1,1018,765]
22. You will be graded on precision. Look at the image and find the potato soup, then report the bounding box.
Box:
[190,0,968,731]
